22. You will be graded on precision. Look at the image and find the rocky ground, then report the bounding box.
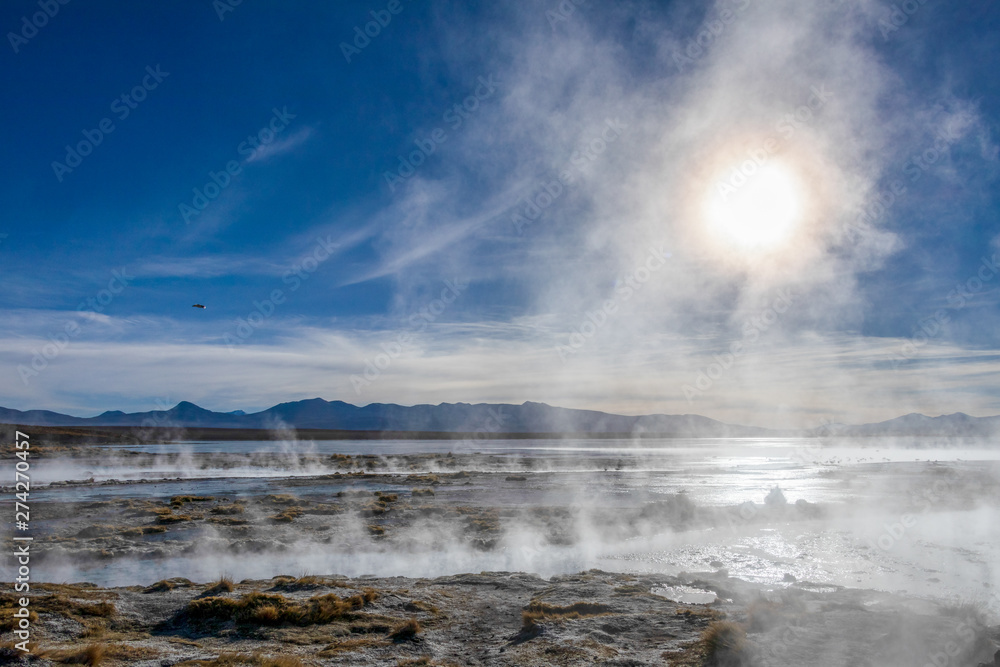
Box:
[2,569,999,666]
[3,434,1000,665]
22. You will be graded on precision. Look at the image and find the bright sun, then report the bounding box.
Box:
[702,161,805,251]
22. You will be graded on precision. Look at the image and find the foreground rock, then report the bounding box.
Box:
[2,570,997,666]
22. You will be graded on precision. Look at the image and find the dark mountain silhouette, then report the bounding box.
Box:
[0,399,996,437]
[0,399,767,436]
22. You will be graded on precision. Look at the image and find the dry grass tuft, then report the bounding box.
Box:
[44,643,106,665]
[264,494,297,504]
[184,589,377,628]
[120,525,167,536]
[211,503,245,515]
[204,576,235,595]
[317,637,388,656]
[208,516,250,526]
[174,652,304,667]
[389,618,422,642]
[144,577,193,594]
[701,620,748,666]
[367,524,386,537]
[75,525,116,538]
[521,600,614,631]
[145,579,176,593]
[411,487,435,497]
[171,495,215,507]
[405,474,440,485]
[269,506,303,523]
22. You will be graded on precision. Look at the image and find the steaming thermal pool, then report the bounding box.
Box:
[5,437,999,615]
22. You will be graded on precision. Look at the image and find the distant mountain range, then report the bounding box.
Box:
[809,412,1000,438]
[0,399,997,438]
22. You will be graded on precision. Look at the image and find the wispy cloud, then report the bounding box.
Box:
[245,126,315,164]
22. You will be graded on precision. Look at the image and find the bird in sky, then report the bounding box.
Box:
[192,304,206,309]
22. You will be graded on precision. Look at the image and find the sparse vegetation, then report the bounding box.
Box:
[389,617,421,642]
[411,487,435,497]
[211,503,245,515]
[269,575,326,591]
[145,580,176,593]
[367,524,386,537]
[171,495,215,507]
[204,576,235,595]
[208,516,250,525]
[43,643,106,665]
[120,525,167,536]
[317,637,388,656]
[701,620,747,666]
[75,524,116,538]
[143,578,193,594]
[183,589,378,628]
[405,474,440,485]
[174,653,304,667]
[521,600,614,631]
[269,506,303,523]
[1,591,116,630]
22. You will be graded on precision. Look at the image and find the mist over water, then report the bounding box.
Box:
[19,436,1000,619]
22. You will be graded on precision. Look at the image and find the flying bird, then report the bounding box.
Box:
[192,304,206,309]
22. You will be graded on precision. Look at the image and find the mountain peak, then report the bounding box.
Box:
[170,401,210,413]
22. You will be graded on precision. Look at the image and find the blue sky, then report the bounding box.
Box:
[1,0,998,427]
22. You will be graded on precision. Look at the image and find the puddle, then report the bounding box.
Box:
[650,585,717,604]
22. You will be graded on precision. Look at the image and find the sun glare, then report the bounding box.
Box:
[703,161,805,251]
